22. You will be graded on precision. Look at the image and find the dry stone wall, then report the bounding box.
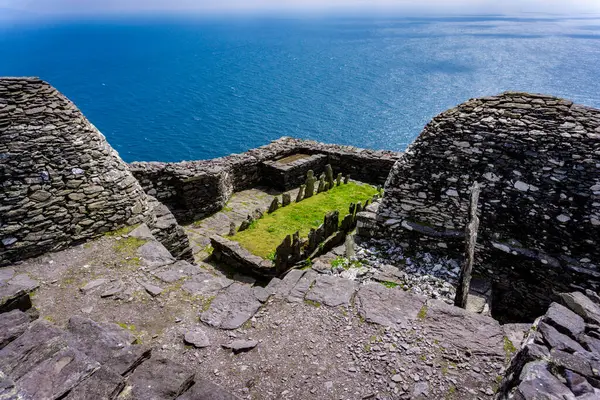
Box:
[0,78,193,265]
[130,137,399,224]
[373,92,600,321]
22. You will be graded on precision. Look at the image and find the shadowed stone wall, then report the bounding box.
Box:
[0,77,192,265]
[372,92,600,321]
[130,138,399,224]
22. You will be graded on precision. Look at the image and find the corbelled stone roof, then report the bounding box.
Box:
[375,91,600,321]
[0,77,151,265]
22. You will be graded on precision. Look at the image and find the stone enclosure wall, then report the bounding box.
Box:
[371,92,600,321]
[0,78,193,265]
[130,138,399,224]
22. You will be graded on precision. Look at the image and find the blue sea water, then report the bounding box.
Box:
[1,14,600,162]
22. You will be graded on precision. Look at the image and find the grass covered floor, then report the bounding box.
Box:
[231,182,378,258]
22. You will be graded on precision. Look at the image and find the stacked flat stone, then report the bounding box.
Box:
[370,92,600,321]
[0,78,151,265]
[497,291,600,399]
[0,78,193,266]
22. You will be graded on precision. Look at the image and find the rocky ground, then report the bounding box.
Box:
[0,223,524,399]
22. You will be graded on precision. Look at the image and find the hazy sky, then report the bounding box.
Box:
[2,0,600,16]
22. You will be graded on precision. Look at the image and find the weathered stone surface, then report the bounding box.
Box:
[80,278,108,294]
[543,302,585,339]
[515,361,573,399]
[565,370,595,397]
[281,193,291,207]
[16,347,99,400]
[274,269,305,299]
[0,320,68,379]
[295,184,305,203]
[181,272,233,297]
[176,379,241,400]
[137,240,175,270]
[0,273,38,313]
[222,339,258,353]
[356,283,426,329]
[560,291,600,325]
[305,275,357,307]
[421,300,504,357]
[200,283,262,330]
[0,310,30,349]
[288,270,318,302]
[67,316,150,376]
[537,322,586,354]
[64,366,125,400]
[153,260,203,283]
[184,329,210,348]
[253,277,281,303]
[210,235,275,277]
[128,223,155,241]
[140,281,163,297]
[118,357,194,399]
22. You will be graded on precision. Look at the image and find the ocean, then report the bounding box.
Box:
[1,15,599,163]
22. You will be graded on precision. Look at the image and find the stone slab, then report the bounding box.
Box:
[201,283,262,330]
[356,283,426,329]
[176,379,241,400]
[64,366,126,400]
[0,310,30,349]
[15,346,99,400]
[184,329,210,349]
[0,320,69,380]
[153,260,204,283]
[288,270,318,302]
[137,240,176,270]
[118,357,194,399]
[274,269,305,298]
[67,316,151,376]
[305,275,357,307]
[543,302,585,339]
[181,273,233,298]
[421,299,504,358]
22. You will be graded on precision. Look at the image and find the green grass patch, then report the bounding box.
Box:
[230,182,377,258]
[304,299,322,308]
[417,304,428,320]
[104,224,138,237]
[381,281,399,289]
[503,336,517,361]
[113,237,147,261]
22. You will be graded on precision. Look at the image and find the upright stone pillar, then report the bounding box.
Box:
[282,193,291,207]
[325,164,335,189]
[296,185,305,203]
[305,170,316,198]
[336,173,342,186]
[268,197,280,213]
[455,182,481,309]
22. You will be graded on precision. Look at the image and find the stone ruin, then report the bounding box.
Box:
[212,165,370,276]
[0,78,193,265]
[359,92,600,322]
[2,78,600,400]
[130,137,398,224]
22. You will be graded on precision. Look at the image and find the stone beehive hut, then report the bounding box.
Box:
[0,77,151,265]
[375,92,600,321]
